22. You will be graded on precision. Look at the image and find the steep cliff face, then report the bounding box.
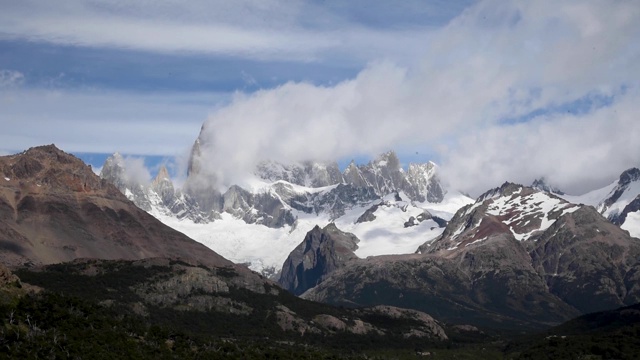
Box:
[278,223,359,295]
[0,145,231,269]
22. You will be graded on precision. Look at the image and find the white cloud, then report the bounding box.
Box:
[440,87,640,196]
[122,156,152,186]
[0,0,434,63]
[191,0,640,194]
[0,70,24,88]
[2,0,638,197]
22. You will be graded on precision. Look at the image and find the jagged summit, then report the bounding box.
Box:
[596,167,640,228]
[254,159,343,188]
[531,178,565,195]
[153,165,171,184]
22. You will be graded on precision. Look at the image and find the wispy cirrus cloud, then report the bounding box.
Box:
[0,0,453,63]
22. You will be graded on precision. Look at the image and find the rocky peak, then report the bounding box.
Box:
[278,223,360,295]
[1,144,107,193]
[598,167,640,223]
[254,160,343,187]
[531,178,565,195]
[342,160,368,188]
[100,153,152,211]
[477,182,524,202]
[406,161,444,203]
[151,165,175,206]
[187,137,202,177]
[618,168,640,187]
[423,183,580,254]
[0,145,233,269]
[153,165,170,184]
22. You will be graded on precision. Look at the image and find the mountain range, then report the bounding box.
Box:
[99,139,469,277]
[2,143,640,358]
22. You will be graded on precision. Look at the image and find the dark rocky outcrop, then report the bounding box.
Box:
[278,223,359,295]
[531,178,565,195]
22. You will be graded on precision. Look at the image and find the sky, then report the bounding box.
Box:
[1,0,639,197]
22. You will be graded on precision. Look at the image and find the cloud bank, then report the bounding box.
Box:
[0,0,443,63]
[194,0,640,196]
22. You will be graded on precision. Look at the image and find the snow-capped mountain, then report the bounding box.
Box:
[420,182,579,253]
[300,182,640,329]
[100,148,471,277]
[560,167,640,238]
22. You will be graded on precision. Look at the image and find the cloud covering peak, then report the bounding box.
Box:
[192,0,640,195]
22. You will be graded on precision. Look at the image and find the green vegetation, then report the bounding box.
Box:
[1,260,638,359]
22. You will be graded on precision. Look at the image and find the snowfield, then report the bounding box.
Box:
[151,189,473,276]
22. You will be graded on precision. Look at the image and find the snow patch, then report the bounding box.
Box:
[487,191,578,241]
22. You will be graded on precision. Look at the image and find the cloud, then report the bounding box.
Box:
[192,0,640,195]
[0,69,24,88]
[0,0,443,63]
[440,87,640,196]
[121,156,152,186]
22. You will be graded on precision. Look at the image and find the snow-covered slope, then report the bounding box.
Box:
[559,181,617,207]
[100,150,473,277]
[421,182,580,254]
[559,168,640,238]
[149,186,472,277]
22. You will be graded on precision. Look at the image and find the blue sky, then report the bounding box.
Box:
[1,0,639,195]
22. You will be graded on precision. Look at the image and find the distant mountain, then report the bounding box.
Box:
[100,137,469,277]
[0,145,230,269]
[300,183,640,330]
[560,167,640,238]
[531,178,564,195]
[596,168,640,232]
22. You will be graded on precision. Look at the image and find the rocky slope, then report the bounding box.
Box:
[300,183,640,330]
[0,145,231,269]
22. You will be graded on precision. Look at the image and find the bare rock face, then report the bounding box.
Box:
[0,145,232,269]
[528,206,640,313]
[278,223,359,295]
[364,306,448,341]
[342,151,445,203]
[255,160,344,187]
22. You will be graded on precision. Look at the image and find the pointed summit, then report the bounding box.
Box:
[152,165,176,206]
[153,165,171,185]
[531,178,565,195]
[187,138,202,176]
